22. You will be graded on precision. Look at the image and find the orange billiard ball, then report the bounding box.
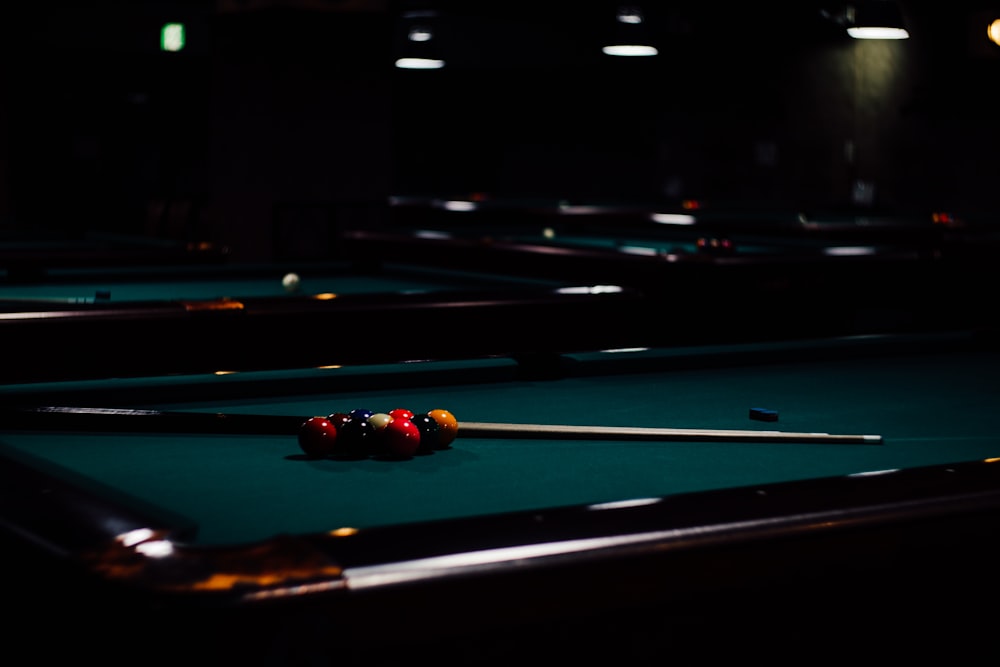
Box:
[427,409,458,448]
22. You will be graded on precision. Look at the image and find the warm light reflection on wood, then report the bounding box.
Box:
[87,534,343,593]
[182,298,245,311]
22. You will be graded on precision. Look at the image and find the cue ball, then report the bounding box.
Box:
[282,272,301,293]
[367,412,393,432]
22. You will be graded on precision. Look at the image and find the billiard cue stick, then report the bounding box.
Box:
[1,406,883,444]
[459,422,881,444]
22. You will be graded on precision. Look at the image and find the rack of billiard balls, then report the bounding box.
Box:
[298,408,458,460]
[695,237,735,255]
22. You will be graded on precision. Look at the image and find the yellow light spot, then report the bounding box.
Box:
[989,19,1000,47]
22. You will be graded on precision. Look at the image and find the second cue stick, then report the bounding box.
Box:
[2,406,883,444]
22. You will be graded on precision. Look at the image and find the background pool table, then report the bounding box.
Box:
[3,330,1000,665]
[0,229,228,281]
[340,221,999,342]
[0,259,649,383]
[0,258,565,303]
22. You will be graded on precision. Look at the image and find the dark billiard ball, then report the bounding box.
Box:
[411,413,440,453]
[376,417,421,459]
[334,415,375,459]
[327,412,351,430]
[349,408,375,422]
[427,409,458,448]
[298,416,338,458]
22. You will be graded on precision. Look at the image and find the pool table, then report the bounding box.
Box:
[386,194,996,246]
[340,222,999,342]
[0,229,228,281]
[0,259,649,383]
[378,195,1000,299]
[3,329,1000,664]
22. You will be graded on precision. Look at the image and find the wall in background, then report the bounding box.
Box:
[0,2,997,261]
[392,2,1000,216]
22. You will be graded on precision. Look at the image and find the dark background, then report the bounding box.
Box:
[1,1,998,261]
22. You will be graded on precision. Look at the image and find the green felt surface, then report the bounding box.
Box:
[0,261,562,303]
[3,339,998,547]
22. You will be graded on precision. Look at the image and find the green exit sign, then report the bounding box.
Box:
[161,23,185,52]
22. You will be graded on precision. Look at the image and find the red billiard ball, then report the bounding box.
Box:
[298,416,338,458]
[377,417,421,459]
[388,408,415,421]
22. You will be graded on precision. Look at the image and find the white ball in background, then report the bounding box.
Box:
[282,272,301,293]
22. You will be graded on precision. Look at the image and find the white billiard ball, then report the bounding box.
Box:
[282,272,301,293]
